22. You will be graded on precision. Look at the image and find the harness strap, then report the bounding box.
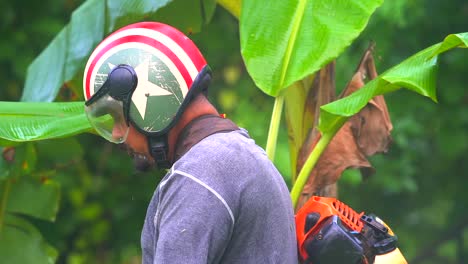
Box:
[173,115,239,162]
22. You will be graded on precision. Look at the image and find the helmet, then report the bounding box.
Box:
[83,22,211,167]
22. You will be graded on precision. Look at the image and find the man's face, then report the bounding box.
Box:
[113,124,155,172]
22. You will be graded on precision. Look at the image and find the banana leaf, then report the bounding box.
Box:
[291,32,468,207]
[319,33,468,134]
[0,102,91,146]
[240,0,383,96]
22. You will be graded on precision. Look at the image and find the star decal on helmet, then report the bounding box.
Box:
[131,59,173,119]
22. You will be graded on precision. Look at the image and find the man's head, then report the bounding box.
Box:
[83,22,212,170]
[113,93,218,171]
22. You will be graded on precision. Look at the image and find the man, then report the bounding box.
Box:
[83,21,298,263]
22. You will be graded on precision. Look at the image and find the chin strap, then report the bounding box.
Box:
[148,135,171,169]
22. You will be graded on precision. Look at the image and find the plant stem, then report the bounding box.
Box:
[0,179,12,234]
[290,120,344,209]
[265,93,285,161]
[216,0,241,19]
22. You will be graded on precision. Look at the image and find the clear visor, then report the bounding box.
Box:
[85,94,130,144]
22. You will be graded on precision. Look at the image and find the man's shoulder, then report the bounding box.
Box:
[192,128,265,158]
[172,128,284,194]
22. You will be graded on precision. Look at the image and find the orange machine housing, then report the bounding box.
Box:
[295,196,365,261]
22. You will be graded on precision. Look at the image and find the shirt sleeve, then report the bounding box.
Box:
[153,171,234,264]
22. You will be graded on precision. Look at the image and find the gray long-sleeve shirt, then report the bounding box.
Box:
[141,129,298,263]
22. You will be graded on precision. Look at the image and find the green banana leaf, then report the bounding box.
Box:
[21,0,217,103]
[291,32,468,207]
[0,102,91,146]
[65,0,106,84]
[0,143,60,221]
[106,0,172,33]
[240,0,383,97]
[0,214,57,264]
[319,33,468,134]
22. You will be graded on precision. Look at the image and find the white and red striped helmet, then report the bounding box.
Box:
[83,22,211,142]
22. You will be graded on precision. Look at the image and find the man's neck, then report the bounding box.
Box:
[167,95,219,161]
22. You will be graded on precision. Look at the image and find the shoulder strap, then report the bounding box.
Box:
[173,115,239,162]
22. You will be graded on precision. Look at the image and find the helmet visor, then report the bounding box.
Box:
[85,94,130,144]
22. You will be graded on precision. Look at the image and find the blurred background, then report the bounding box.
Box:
[0,0,467,263]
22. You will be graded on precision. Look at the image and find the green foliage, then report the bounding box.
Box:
[0,214,57,264]
[7,177,60,221]
[0,0,79,102]
[0,102,92,145]
[240,0,383,96]
[0,143,59,263]
[434,33,468,55]
[23,26,68,102]
[65,0,106,91]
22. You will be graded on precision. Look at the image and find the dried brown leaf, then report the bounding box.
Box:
[340,46,393,156]
[296,123,374,209]
[295,44,393,211]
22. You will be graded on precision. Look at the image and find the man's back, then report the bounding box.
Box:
[141,129,298,263]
